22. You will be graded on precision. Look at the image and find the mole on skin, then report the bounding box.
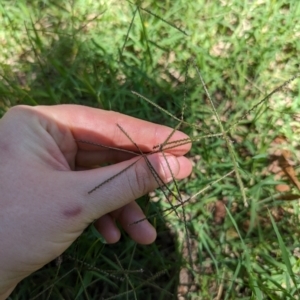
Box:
[62,206,83,218]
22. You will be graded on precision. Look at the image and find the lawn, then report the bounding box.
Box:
[1,0,300,299]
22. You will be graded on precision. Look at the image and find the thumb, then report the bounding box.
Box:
[71,153,181,221]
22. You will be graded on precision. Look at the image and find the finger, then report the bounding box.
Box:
[112,202,156,244]
[64,152,192,222]
[33,105,192,155]
[94,214,121,244]
[94,202,156,245]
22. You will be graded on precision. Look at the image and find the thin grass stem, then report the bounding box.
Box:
[194,63,248,207]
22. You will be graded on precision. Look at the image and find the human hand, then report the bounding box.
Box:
[0,105,192,298]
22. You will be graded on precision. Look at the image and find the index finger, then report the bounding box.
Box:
[35,105,192,155]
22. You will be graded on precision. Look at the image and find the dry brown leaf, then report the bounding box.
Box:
[280,150,300,191]
[273,136,287,144]
[277,194,300,201]
[275,184,291,192]
[214,200,226,224]
[267,136,300,191]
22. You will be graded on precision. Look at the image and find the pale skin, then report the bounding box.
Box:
[0,105,192,299]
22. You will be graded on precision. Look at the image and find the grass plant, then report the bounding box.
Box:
[1,0,300,299]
